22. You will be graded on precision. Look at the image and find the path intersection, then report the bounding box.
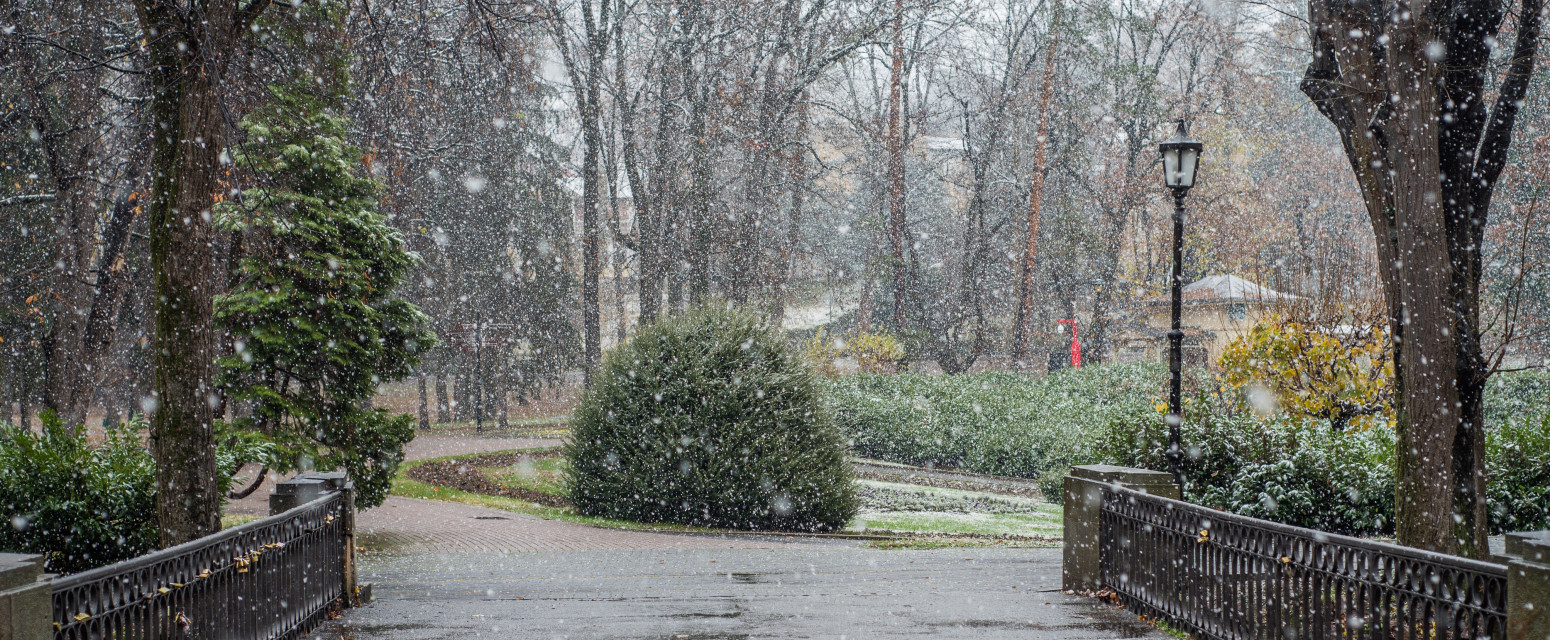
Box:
[289,434,1163,639]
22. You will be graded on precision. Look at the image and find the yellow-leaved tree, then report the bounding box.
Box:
[1218,307,1393,431]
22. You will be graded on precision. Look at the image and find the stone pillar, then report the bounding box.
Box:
[1061,464,1179,592]
[0,553,50,640]
[1503,530,1550,640]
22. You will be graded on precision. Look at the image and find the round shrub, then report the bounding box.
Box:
[565,306,857,531]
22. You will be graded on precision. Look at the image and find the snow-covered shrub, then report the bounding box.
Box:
[565,306,856,531]
[0,412,157,573]
[1193,422,1396,536]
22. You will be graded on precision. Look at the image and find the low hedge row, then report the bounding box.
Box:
[827,363,1162,498]
[829,364,1550,536]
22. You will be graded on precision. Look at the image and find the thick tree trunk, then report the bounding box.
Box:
[138,0,268,546]
[1301,0,1541,556]
[1383,39,1462,551]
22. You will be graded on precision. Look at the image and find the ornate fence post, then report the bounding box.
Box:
[1061,464,1179,592]
[0,553,49,640]
[1502,530,1550,640]
[298,472,361,607]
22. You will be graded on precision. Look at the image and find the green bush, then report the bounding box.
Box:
[1101,388,1398,536]
[0,413,157,574]
[828,363,1163,498]
[1484,369,1550,429]
[565,306,857,531]
[1488,414,1550,533]
[1482,370,1550,533]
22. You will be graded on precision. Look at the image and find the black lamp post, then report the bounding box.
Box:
[1158,119,1202,488]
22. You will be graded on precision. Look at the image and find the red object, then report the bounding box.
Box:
[1057,319,1081,368]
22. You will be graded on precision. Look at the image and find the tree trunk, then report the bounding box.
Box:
[33,0,109,430]
[137,0,269,547]
[1011,0,1062,370]
[1301,0,1542,556]
[885,0,907,333]
[453,362,468,421]
[497,356,510,429]
[417,372,430,429]
[685,3,712,305]
[434,368,450,423]
[770,97,810,325]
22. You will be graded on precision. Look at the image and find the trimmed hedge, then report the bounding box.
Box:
[830,363,1550,535]
[827,363,1162,498]
[565,306,856,531]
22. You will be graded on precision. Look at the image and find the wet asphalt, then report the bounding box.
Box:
[327,541,1166,639]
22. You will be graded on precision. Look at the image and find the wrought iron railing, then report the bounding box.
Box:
[51,492,345,640]
[1099,485,1508,640]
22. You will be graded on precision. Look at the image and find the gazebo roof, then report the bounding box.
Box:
[1148,275,1302,305]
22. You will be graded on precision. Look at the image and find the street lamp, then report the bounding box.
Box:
[1158,119,1202,488]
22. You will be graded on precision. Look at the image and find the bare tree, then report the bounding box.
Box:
[1301,0,1543,556]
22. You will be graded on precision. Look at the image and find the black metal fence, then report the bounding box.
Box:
[1100,484,1508,640]
[51,492,345,640]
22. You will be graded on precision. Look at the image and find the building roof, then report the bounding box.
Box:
[1148,275,1303,306]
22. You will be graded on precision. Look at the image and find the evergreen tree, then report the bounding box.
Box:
[215,11,435,508]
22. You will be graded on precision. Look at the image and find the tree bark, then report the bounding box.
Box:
[1010,0,1062,370]
[136,0,272,547]
[769,97,809,325]
[1301,0,1542,556]
[885,0,907,333]
[417,372,430,429]
[684,0,712,305]
[434,368,450,423]
[30,0,109,430]
[548,0,612,385]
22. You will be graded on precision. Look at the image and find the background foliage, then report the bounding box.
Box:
[828,363,1161,498]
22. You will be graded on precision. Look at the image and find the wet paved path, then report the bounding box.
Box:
[331,546,1161,639]
[357,496,784,554]
[263,433,1165,638]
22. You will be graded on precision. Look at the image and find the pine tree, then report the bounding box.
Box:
[215,12,435,508]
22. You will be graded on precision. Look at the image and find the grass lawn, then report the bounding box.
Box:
[852,510,1061,538]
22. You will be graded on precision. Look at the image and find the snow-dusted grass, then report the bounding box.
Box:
[394,448,1068,544]
[485,455,569,495]
[852,511,1062,538]
[852,479,1062,537]
[855,480,1047,514]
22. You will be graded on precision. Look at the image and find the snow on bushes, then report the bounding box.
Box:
[564,305,856,531]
